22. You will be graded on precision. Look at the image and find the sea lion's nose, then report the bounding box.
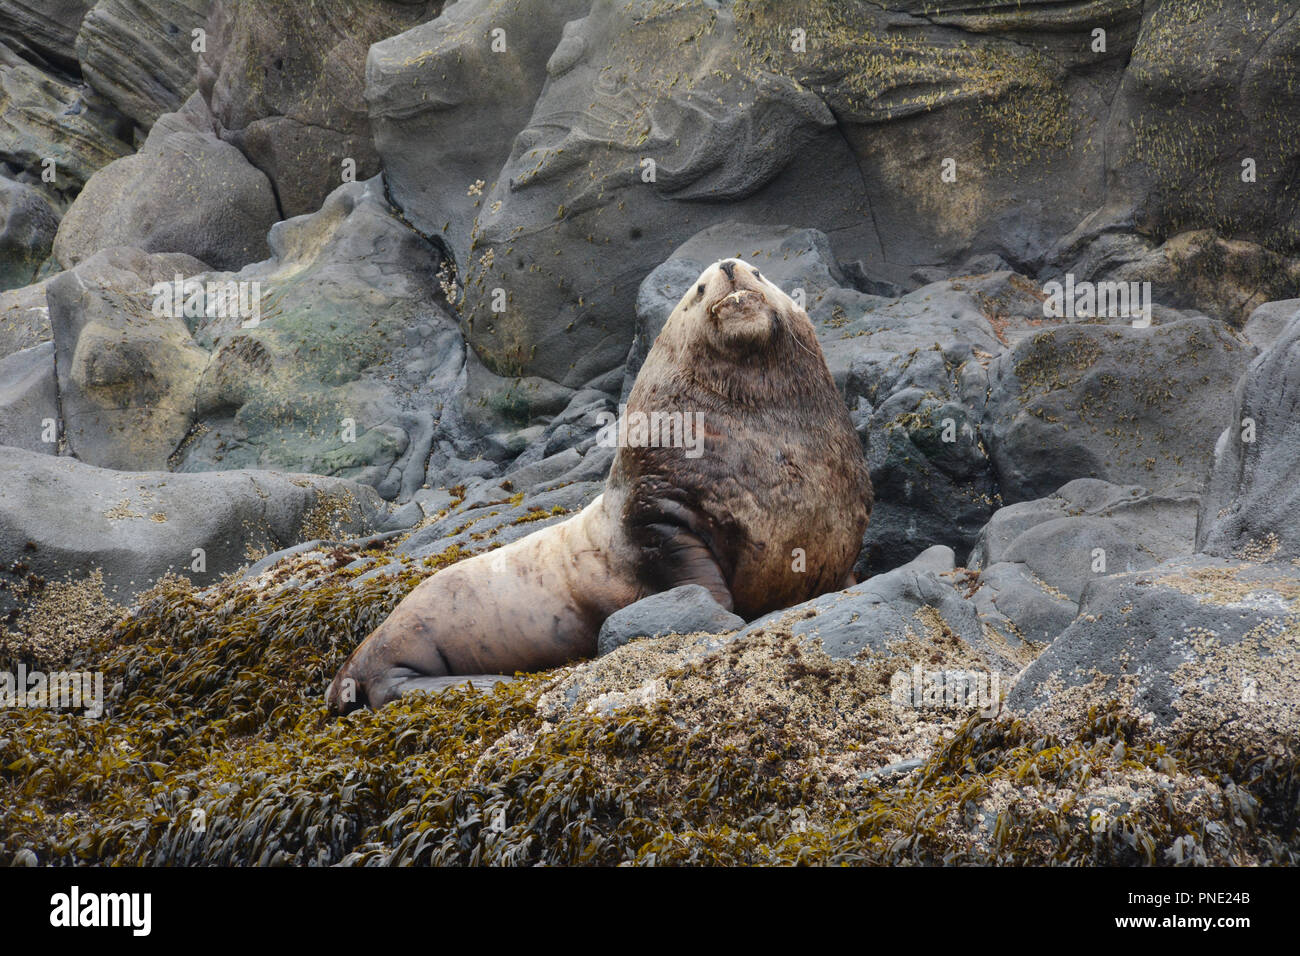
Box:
[720,259,736,281]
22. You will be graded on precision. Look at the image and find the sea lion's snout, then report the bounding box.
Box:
[709,287,767,322]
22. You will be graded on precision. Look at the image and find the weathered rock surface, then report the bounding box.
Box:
[197,0,441,218]
[596,585,744,658]
[1007,556,1300,740]
[984,318,1255,503]
[0,177,57,290]
[53,94,277,270]
[1198,312,1300,562]
[0,445,391,615]
[75,0,213,130]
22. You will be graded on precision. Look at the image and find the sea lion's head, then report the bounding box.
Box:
[680,258,803,355]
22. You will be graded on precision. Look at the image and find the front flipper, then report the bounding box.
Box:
[640,521,734,612]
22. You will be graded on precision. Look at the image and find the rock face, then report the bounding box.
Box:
[460,0,871,391]
[733,545,1026,672]
[0,342,58,454]
[1007,556,1300,741]
[984,318,1255,503]
[969,478,1198,646]
[596,585,744,658]
[0,1,93,72]
[197,0,441,219]
[0,177,57,290]
[74,0,213,130]
[0,44,132,198]
[177,177,470,502]
[0,445,390,615]
[367,0,592,262]
[53,94,278,271]
[1198,313,1300,562]
[0,277,51,358]
[47,246,210,471]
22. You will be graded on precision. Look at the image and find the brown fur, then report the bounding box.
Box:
[326,259,872,714]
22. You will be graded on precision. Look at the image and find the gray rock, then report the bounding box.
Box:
[53,94,277,271]
[461,0,873,392]
[198,0,439,218]
[367,0,592,263]
[0,342,57,454]
[0,45,131,197]
[970,478,1199,603]
[970,562,1077,646]
[596,585,744,657]
[75,0,213,130]
[0,277,52,358]
[1007,556,1300,735]
[177,178,471,503]
[0,445,389,615]
[1242,298,1300,351]
[47,246,210,470]
[0,1,92,72]
[984,317,1255,503]
[735,546,1022,671]
[0,177,58,290]
[1198,312,1300,562]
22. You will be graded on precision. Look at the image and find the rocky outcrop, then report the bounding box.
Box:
[53,94,277,270]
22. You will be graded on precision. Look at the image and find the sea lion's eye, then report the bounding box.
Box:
[695,284,705,297]
[753,269,762,280]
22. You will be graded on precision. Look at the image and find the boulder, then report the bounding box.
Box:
[0,177,57,290]
[1007,556,1300,741]
[47,246,210,470]
[970,478,1199,603]
[0,0,92,72]
[0,445,390,616]
[197,0,440,218]
[53,94,277,270]
[1198,312,1300,562]
[596,585,744,657]
[367,0,592,261]
[177,178,471,502]
[984,317,1255,502]
[0,342,57,454]
[0,276,52,359]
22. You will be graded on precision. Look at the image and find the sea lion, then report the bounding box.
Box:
[326,258,872,714]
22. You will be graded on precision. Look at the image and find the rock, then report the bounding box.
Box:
[970,478,1200,603]
[596,585,744,657]
[197,0,439,218]
[367,0,592,262]
[0,44,132,197]
[0,1,92,72]
[0,276,51,359]
[1198,312,1300,562]
[177,177,470,502]
[0,445,390,616]
[461,0,873,392]
[1092,2,1300,262]
[1007,556,1300,740]
[970,562,1077,646]
[984,317,1255,503]
[0,342,57,454]
[0,177,58,290]
[75,0,214,130]
[1242,298,1300,351]
[47,246,210,470]
[53,94,277,270]
[734,545,1025,671]
[1048,231,1300,329]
